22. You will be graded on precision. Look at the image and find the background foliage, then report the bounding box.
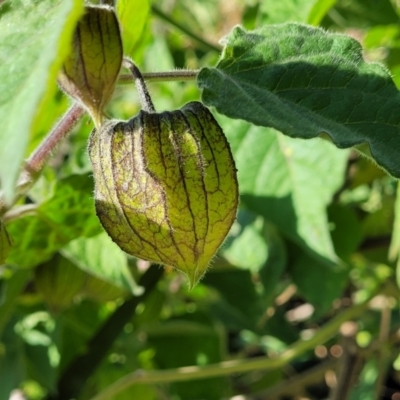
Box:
[1,0,400,399]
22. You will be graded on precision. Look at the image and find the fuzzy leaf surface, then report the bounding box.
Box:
[198,23,400,178]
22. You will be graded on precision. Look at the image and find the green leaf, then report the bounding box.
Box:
[327,0,398,28]
[259,0,315,24]
[62,232,142,294]
[34,254,86,312]
[328,204,363,260]
[0,0,84,203]
[307,0,337,25]
[58,5,123,127]
[221,117,347,264]
[6,174,101,268]
[202,269,263,329]
[116,0,150,56]
[222,210,268,272]
[288,244,349,314]
[258,223,287,307]
[0,318,26,399]
[14,311,59,391]
[0,269,31,335]
[363,24,400,49]
[198,23,400,179]
[221,211,287,308]
[0,219,12,264]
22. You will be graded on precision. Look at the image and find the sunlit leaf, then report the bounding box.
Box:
[116,0,150,56]
[220,117,347,264]
[0,0,83,203]
[307,0,337,25]
[198,23,400,178]
[62,232,142,294]
[259,0,315,23]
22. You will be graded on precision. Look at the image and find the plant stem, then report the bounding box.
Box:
[27,103,85,173]
[123,58,155,112]
[374,299,392,399]
[255,358,338,400]
[3,204,38,223]
[0,103,85,216]
[119,70,199,84]
[328,323,362,400]
[89,297,372,400]
[151,5,221,53]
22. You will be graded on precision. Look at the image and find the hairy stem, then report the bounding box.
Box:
[119,70,199,84]
[151,5,220,53]
[123,58,155,112]
[0,103,85,216]
[89,296,374,400]
[27,103,85,173]
[3,204,38,223]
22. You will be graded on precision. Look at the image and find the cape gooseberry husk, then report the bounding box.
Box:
[89,101,239,288]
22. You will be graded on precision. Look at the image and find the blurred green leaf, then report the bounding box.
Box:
[199,23,400,179]
[259,0,315,23]
[307,0,337,25]
[117,0,150,57]
[133,288,165,326]
[15,311,59,392]
[0,269,31,335]
[328,204,363,260]
[362,196,395,238]
[222,210,268,272]
[0,219,12,264]
[62,232,142,294]
[221,117,347,264]
[0,0,83,203]
[288,245,349,313]
[6,174,101,268]
[80,274,128,303]
[0,318,26,399]
[221,211,287,309]
[258,223,287,307]
[325,0,398,29]
[58,301,104,371]
[203,268,263,329]
[363,24,400,49]
[263,308,300,343]
[146,313,226,400]
[34,254,86,312]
